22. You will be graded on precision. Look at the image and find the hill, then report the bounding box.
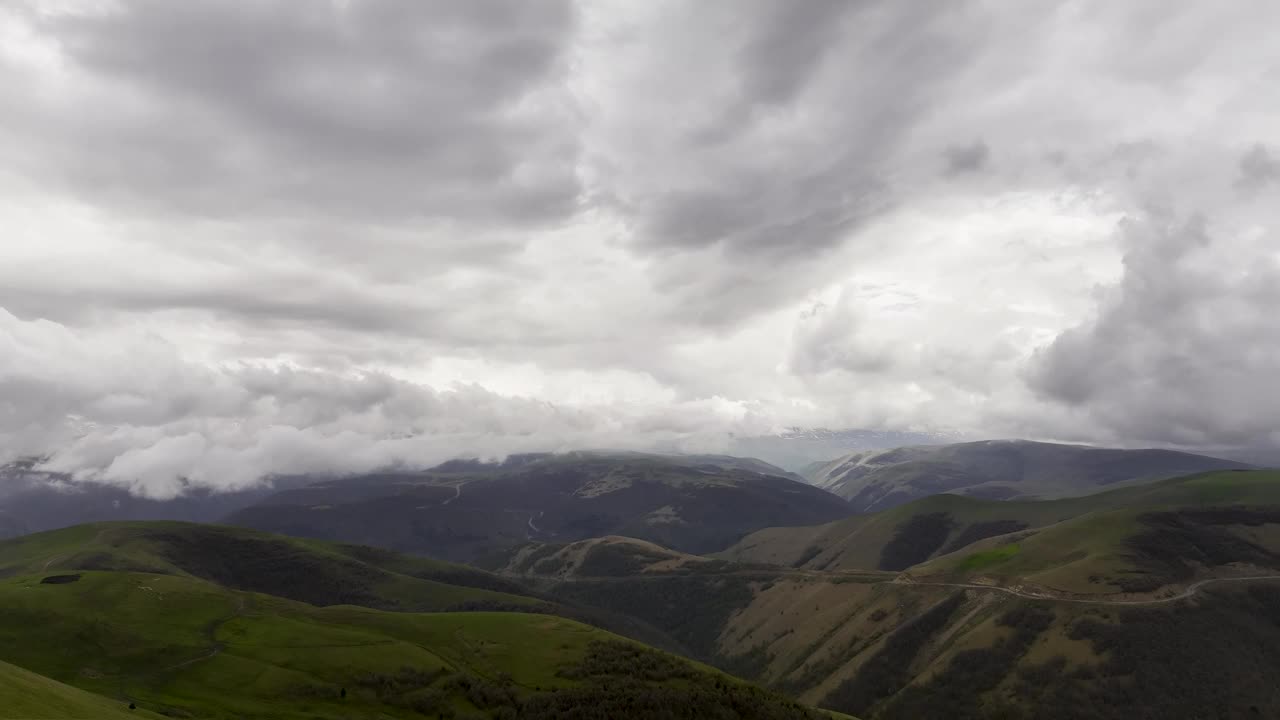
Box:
[536,470,1280,719]
[0,658,164,719]
[482,535,721,579]
[0,522,844,720]
[724,468,1279,574]
[226,451,851,563]
[0,521,692,655]
[805,439,1249,511]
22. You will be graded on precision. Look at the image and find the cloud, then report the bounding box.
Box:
[1030,212,1280,450]
[944,140,990,175]
[1237,144,1280,191]
[4,0,1280,494]
[3,0,581,225]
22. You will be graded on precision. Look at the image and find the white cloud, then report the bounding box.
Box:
[3,0,1280,493]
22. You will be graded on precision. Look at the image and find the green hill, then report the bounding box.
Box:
[0,523,845,720]
[0,520,540,612]
[0,659,164,719]
[539,471,1280,718]
[910,471,1280,594]
[725,469,1280,575]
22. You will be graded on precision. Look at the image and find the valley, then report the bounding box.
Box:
[3,455,1280,719]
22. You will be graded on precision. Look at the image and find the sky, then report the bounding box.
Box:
[2,1,1280,497]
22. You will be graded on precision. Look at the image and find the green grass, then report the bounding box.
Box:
[0,521,539,612]
[0,523,844,719]
[730,470,1280,576]
[0,659,164,719]
[0,569,628,717]
[957,544,1021,571]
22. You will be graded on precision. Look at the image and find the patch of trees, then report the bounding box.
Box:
[792,546,823,568]
[883,604,1055,719]
[39,573,82,584]
[877,513,955,571]
[821,592,965,716]
[517,640,825,720]
[1121,507,1280,590]
[551,576,755,660]
[144,527,391,608]
[776,632,868,698]
[987,585,1280,720]
[317,642,825,720]
[941,520,1028,555]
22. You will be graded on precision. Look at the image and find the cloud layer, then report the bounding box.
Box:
[2,0,1280,493]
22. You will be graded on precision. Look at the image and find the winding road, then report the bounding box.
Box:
[893,574,1280,605]
[526,511,544,538]
[442,482,463,505]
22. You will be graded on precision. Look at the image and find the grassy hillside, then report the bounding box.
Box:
[806,439,1248,511]
[726,469,1280,574]
[0,521,539,612]
[0,521,698,656]
[0,659,165,719]
[539,471,1280,718]
[0,525,846,720]
[226,452,851,563]
[911,471,1280,594]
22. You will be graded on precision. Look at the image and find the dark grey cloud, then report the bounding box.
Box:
[944,140,990,175]
[1030,213,1280,449]
[1237,144,1279,191]
[5,0,580,225]
[593,0,984,327]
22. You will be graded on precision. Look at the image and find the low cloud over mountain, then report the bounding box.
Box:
[3,1,1280,494]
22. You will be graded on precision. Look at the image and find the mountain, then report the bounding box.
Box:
[0,460,314,537]
[532,469,1280,719]
[0,522,845,720]
[225,451,851,563]
[0,659,164,719]
[803,439,1250,511]
[727,428,959,472]
[479,535,724,579]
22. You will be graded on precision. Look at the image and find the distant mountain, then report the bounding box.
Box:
[0,462,312,537]
[727,427,960,472]
[225,451,851,563]
[480,535,723,579]
[803,439,1250,511]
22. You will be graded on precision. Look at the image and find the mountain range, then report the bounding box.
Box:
[225,451,851,563]
[801,439,1248,511]
[4,442,1280,718]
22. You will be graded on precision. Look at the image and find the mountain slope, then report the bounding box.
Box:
[545,471,1280,719]
[227,452,851,563]
[0,523,845,720]
[806,439,1249,511]
[0,659,163,719]
[725,468,1277,573]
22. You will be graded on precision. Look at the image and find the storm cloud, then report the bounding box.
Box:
[3,0,1280,493]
